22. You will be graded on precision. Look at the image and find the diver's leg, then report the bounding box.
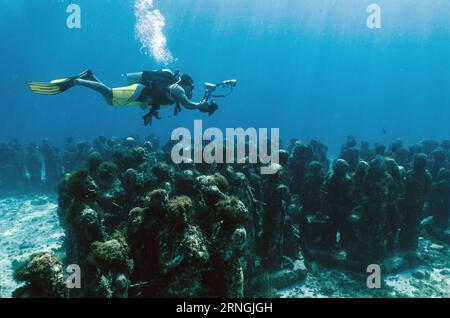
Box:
[91,74,102,82]
[83,71,102,83]
[74,79,113,104]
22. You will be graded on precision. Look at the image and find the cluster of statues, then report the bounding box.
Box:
[298,137,449,265]
[7,134,449,298]
[0,135,160,191]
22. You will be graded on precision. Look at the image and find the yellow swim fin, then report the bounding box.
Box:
[27,70,92,95]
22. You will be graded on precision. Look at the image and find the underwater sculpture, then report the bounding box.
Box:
[428,168,450,241]
[26,142,42,188]
[6,135,450,297]
[12,252,68,298]
[40,139,63,188]
[399,154,432,251]
[0,141,26,189]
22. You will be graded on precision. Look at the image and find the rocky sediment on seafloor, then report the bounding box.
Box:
[0,195,64,297]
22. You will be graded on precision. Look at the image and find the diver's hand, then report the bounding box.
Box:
[198,101,218,116]
[142,109,161,126]
[197,101,210,112]
[143,114,152,126]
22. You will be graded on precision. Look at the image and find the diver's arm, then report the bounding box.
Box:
[171,86,209,111]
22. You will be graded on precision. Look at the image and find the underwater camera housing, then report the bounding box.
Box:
[205,80,237,90]
[205,82,217,91]
[203,79,237,101]
[222,79,237,88]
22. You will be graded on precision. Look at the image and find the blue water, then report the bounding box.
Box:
[1,0,450,154]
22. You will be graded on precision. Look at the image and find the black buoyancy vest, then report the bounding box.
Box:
[139,70,180,107]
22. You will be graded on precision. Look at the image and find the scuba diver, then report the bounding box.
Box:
[27,69,236,126]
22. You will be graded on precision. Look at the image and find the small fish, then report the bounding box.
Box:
[382,128,387,135]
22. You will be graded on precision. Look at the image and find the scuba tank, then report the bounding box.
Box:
[126,72,144,85]
[126,69,180,86]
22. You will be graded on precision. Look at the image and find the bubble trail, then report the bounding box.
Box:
[135,0,174,64]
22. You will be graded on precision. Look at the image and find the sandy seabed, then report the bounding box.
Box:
[0,194,64,298]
